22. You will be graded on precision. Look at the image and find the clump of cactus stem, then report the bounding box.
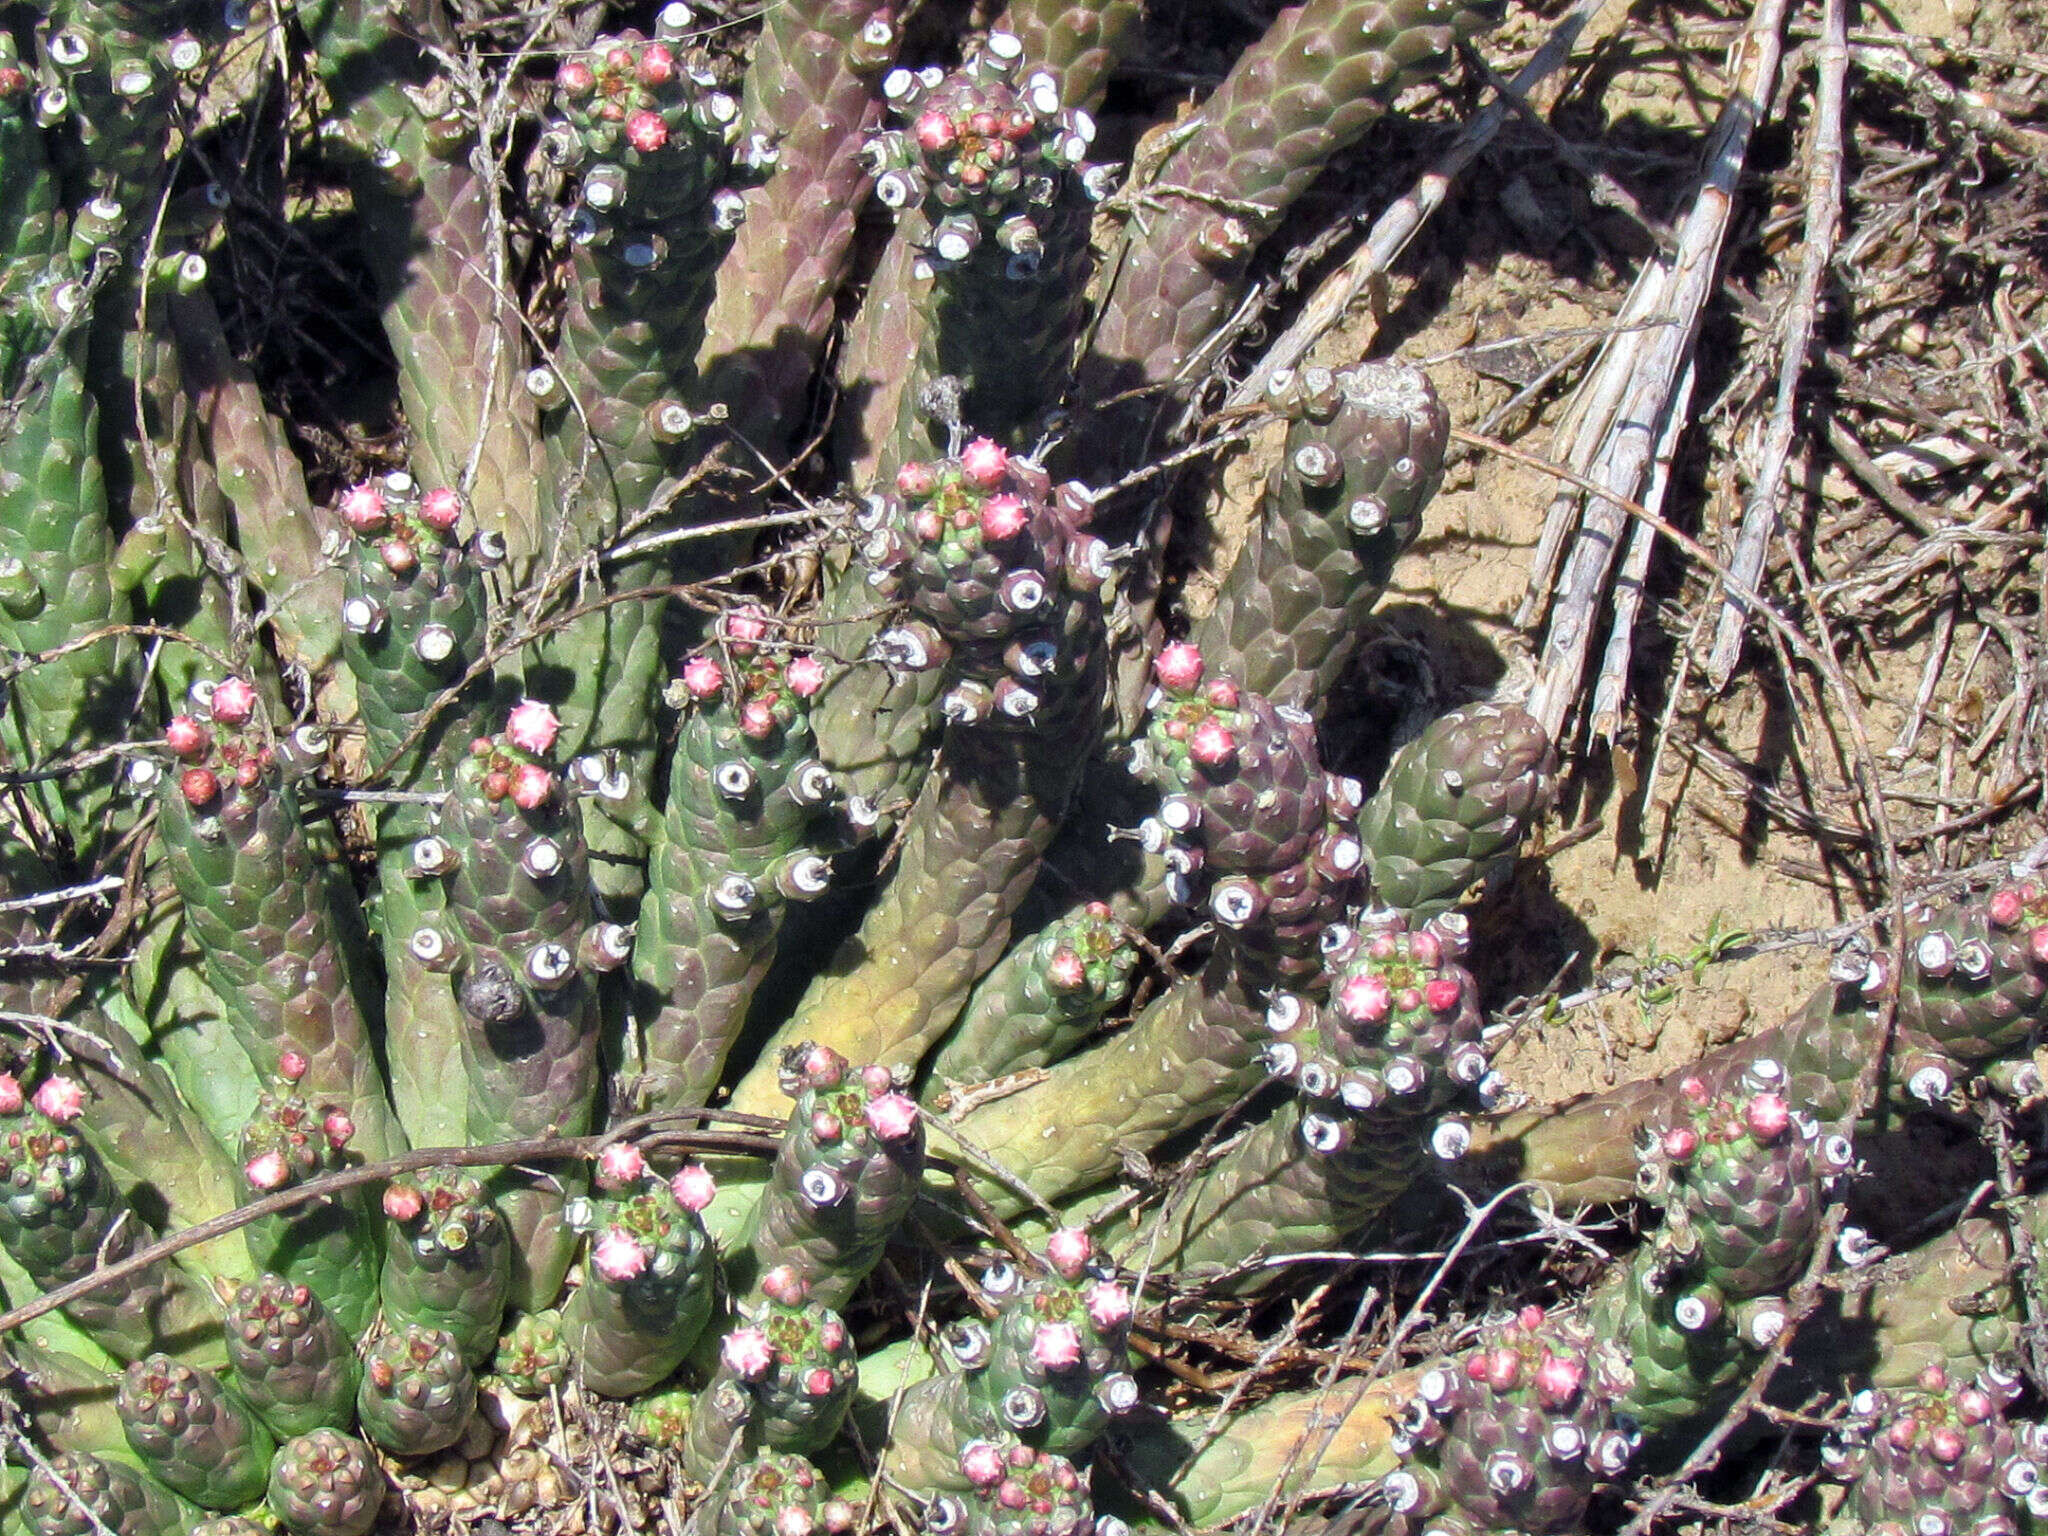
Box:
[0,4,2041,1536]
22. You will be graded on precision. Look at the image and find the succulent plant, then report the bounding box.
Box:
[266,1429,385,1536]
[222,1273,359,1439]
[116,1353,273,1508]
[356,1323,478,1457]
[5,6,2038,1536]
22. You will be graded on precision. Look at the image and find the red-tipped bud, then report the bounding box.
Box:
[896,461,936,497]
[1533,1349,1584,1408]
[1929,1426,1966,1464]
[864,1092,919,1141]
[1661,1126,1699,1161]
[760,1265,807,1306]
[246,1151,290,1190]
[322,1110,355,1148]
[1483,1347,1522,1391]
[804,1367,837,1396]
[740,699,777,739]
[1205,677,1239,710]
[1678,1074,1710,1105]
[1423,976,1462,1012]
[1744,1093,1790,1141]
[670,1165,716,1212]
[507,699,560,756]
[592,1230,647,1281]
[596,1142,645,1189]
[913,110,957,153]
[338,482,387,532]
[2032,926,2048,965]
[418,486,463,529]
[979,493,1028,541]
[383,1185,424,1222]
[785,654,826,697]
[1989,887,2024,927]
[380,538,417,575]
[1337,973,1392,1024]
[510,763,553,810]
[1189,719,1235,766]
[0,1073,22,1114]
[961,1442,1005,1489]
[32,1076,83,1122]
[1031,1322,1082,1370]
[211,676,258,725]
[278,1048,309,1081]
[722,1327,774,1379]
[635,44,674,84]
[1041,1230,1091,1286]
[557,58,595,94]
[681,655,724,698]
[164,715,210,758]
[626,109,668,153]
[1153,643,1203,691]
[483,771,511,801]
[959,437,1009,488]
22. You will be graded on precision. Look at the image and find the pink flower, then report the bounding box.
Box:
[1423,977,1462,1013]
[1047,947,1087,991]
[1661,1126,1699,1161]
[979,494,1028,542]
[510,763,553,811]
[1085,1281,1132,1329]
[180,767,220,807]
[1205,677,1239,710]
[775,1511,814,1536]
[507,700,561,756]
[32,1076,83,1123]
[785,654,826,697]
[1533,1349,1584,1408]
[164,716,209,759]
[383,1185,424,1222]
[1744,1092,1790,1141]
[211,676,258,725]
[596,1142,646,1190]
[1335,974,1387,1026]
[670,1165,717,1212]
[635,43,674,85]
[246,1151,290,1191]
[913,110,957,153]
[592,1230,648,1281]
[419,487,463,530]
[0,1073,22,1114]
[960,1442,1006,1489]
[1045,1226,1092,1279]
[723,608,770,648]
[722,1327,775,1379]
[1188,719,1235,767]
[864,1092,919,1142]
[626,109,668,153]
[959,437,1009,489]
[681,655,724,699]
[1153,643,1203,692]
[338,482,387,533]
[557,58,595,94]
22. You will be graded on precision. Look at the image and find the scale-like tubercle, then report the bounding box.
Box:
[710,1452,856,1536]
[1358,702,1558,922]
[117,1353,274,1509]
[927,898,1137,1087]
[632,615,843,1112]
[683,1265,858,1477]
[422,703,618,1310]
[379,1165,513,1367]
[1144,909,1506,1278]
[223,1273,359,1439]
[1589,1062,1851,1440]
[1193,362,1449,709]
[1369,1309,1638,1534]
[21,1451,189,1536]
[736,1046,925,1306]
[236,1054,379,1339]
[356,1324,477,1457]
[0,1070,214,1364]
[494,1308,571,1398]
[155,678,398,1160]
[560,1147,718,1397]
[731,444,1108,1115]
[1821,1363,2047,1535]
